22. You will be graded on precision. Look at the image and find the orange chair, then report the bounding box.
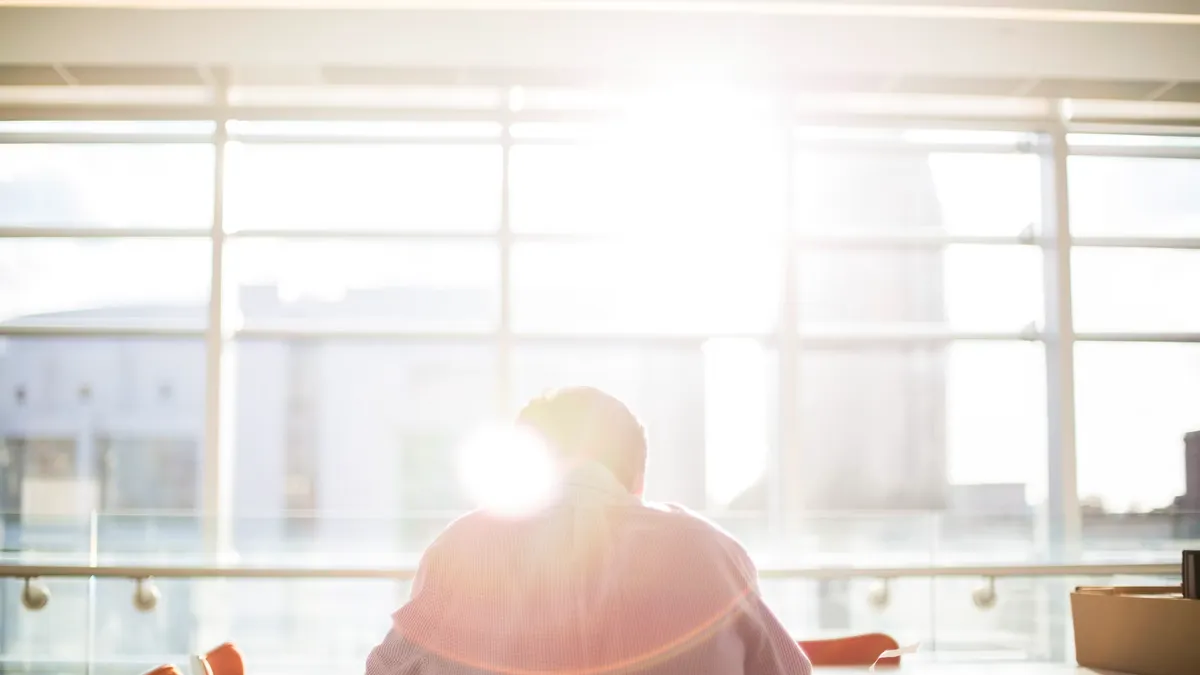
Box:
[799,633,902,667]
[142,667,183,675]
[192,643,245,675]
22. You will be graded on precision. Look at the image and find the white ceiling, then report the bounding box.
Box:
[1,2,1199,105]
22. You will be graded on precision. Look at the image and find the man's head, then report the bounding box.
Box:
[516,386,647,495]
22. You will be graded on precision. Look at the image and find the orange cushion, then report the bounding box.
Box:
[202,643,245,675]
[798,633,901,667]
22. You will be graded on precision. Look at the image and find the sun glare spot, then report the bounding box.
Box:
[457,425,560,517]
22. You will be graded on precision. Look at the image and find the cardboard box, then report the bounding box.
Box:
[1072,586,1200,675]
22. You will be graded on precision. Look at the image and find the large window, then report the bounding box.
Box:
[0,89,1197,673]
[1067,136,1200,519]
[2,113,1199,667]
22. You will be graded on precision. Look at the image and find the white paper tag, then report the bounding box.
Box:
[869,642,920,671]
[190,654,210,675]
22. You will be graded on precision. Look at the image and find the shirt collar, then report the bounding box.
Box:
[560,461,638,507]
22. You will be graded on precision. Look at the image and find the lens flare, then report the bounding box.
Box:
[457,425,560,517]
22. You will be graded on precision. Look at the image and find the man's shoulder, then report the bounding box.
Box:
[635,502,754,561]
[642,501,738,536]
[432,503,748,555]
[425,509,521,547]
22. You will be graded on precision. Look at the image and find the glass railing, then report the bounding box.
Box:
[0,510,1191,674]
[8,509,1193,565]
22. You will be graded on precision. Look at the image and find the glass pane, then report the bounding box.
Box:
[0,144,213,228]
[1075,343,1200,513]
[923,575,1184,660]
[231,340,496,561]
[760,576,932,647]
[795,152,1040,234]
[224,143,500,231]
[797,343,1046,512]
[196,577,406,674]
[225,239,499,332]
[1073,248,1200,332]
[512,344,777,515]
[512,241,779,334]
[87,576,408,674]
[92,576,195,669]
[509,133,786,234]
[0,336,206,563]
[1069,155,1200,235]
[798,245,1043,331]
[0,576,90,666]
[0,239,210,326]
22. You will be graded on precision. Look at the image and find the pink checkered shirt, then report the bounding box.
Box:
[365,463,812,675]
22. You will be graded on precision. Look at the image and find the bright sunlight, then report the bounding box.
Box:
[457,425,560,517]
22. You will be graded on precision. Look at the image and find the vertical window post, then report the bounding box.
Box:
[203,70,234,557]
[776,115,799,541]
[1040,99,1082,660]
[498,90,514,417]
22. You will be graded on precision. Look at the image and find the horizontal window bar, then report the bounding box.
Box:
[0,323,205,338]
[1074,331,1200,343]
[1067,122,1200,137]
[8,230,1197,252]
[231,327,499,342]
[226,230,781,242]
[1068,144,1200,160]
[0,226,212,238]
[0,131,1039,155]
[0,561,1177,582]
[797,329,1039,344]
[225,230,1034,245]
[227,134,504,145]
[1072,236,1200,249]
[233,327,775,345]
[0,106,213,122]
[0,132,214,144]
[8,324,1198,345]
[0,130,1035,154]
[1,100,1199,135]
[225,228,498,240]
[0,103,1063,131]
[1,323,1059,344]
[794,231,1039,247]
[793,138,1036,155]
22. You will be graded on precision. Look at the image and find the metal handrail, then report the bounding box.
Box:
[0,561,1178,581]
